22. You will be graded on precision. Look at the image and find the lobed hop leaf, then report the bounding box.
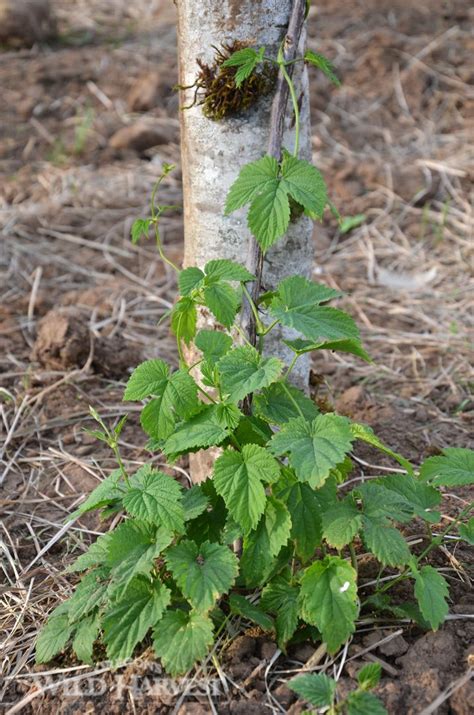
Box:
[225,155,329,250]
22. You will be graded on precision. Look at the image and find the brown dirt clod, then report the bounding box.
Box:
[225,635,257,662]
[32,308,140,378]
[127,72,163,113]
[108,119,178,153]
[32,308,91,370]
[0,0,56,47]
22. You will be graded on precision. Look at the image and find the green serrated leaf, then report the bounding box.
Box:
[225,155,280,214]
[358,662,382,690]
[240,498,291,588]
[182,485,209,521]
[68,567,109,622]
[127,362,198,441]
[304,50,341,86]
[153,610,214,676]
[281,154,327,219]
[288,672,336,708]
[186,480,228,545]
[163,404,230,458]
[72,611,100,664]
[358,483,414,523]
[284,337,371,362]
[413,565,449,630]
[351,423,414,475]
[122,466,184,532]
[200,360,218,388]
[347,690,388,715]
[265,496,292,556]
[362,517,411,567]
[106,521,172,598]
[229,593,274,632]
[260,575,300,648]
[240,522,274,588]
[67,532,113,573]
[103,577,170,662]
[141,381,199,440]
[203,281,240,328]
[420,447,474,487]
[225,154,331,249]
[195,330,233,366]
[221,515,242,545]
[322,498,362,549]
[222,47,260,87]
[71,469,124,518]
[330,455,354,484]
[36,603,73,664]
[213,444,278,533]
[247,176,290,250]
[270,414,353,487]
[222,47,259,67]
[254,381,319,425]
[218,345,282,402]
[171,296,197,345]
[179,267,205,296]
[374,474,441,523]
[233,414,273,446]
[215,402,243,430]
[131,218,152,244]
[299,556,358,653]
[295,307,359,342]
[459,517,474,545]
[275,473,324,562]
[340,213,366,234]
[269,276,358,343]
[124,359,169,400]
[166,540,238,611]
[204,258,254,283]
[364,593,430,628]
[272,275,339,309]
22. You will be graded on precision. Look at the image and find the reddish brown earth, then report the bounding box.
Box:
[1,1,473,713]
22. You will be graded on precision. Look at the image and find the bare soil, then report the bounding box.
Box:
[1,1,473,713]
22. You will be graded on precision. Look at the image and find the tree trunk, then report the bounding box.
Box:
[177,0,313,482]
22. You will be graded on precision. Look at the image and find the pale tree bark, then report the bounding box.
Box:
[176,0,313,481]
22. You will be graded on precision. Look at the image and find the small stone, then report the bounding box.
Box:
[274,683,294,708]
[226,635,256,662]
[345,660,362,679]
[260,640,278,661]
[452,603,474,615]
[109,119,177,153]
[291,643,315,663]
[228,662,254,680]
[248,686,264,699]
[336,385,370,417]
[362,628,409,657]
[127,72,162,112]
[379,634,409,657]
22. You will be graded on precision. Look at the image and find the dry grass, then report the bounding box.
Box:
[1,0,473,712]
